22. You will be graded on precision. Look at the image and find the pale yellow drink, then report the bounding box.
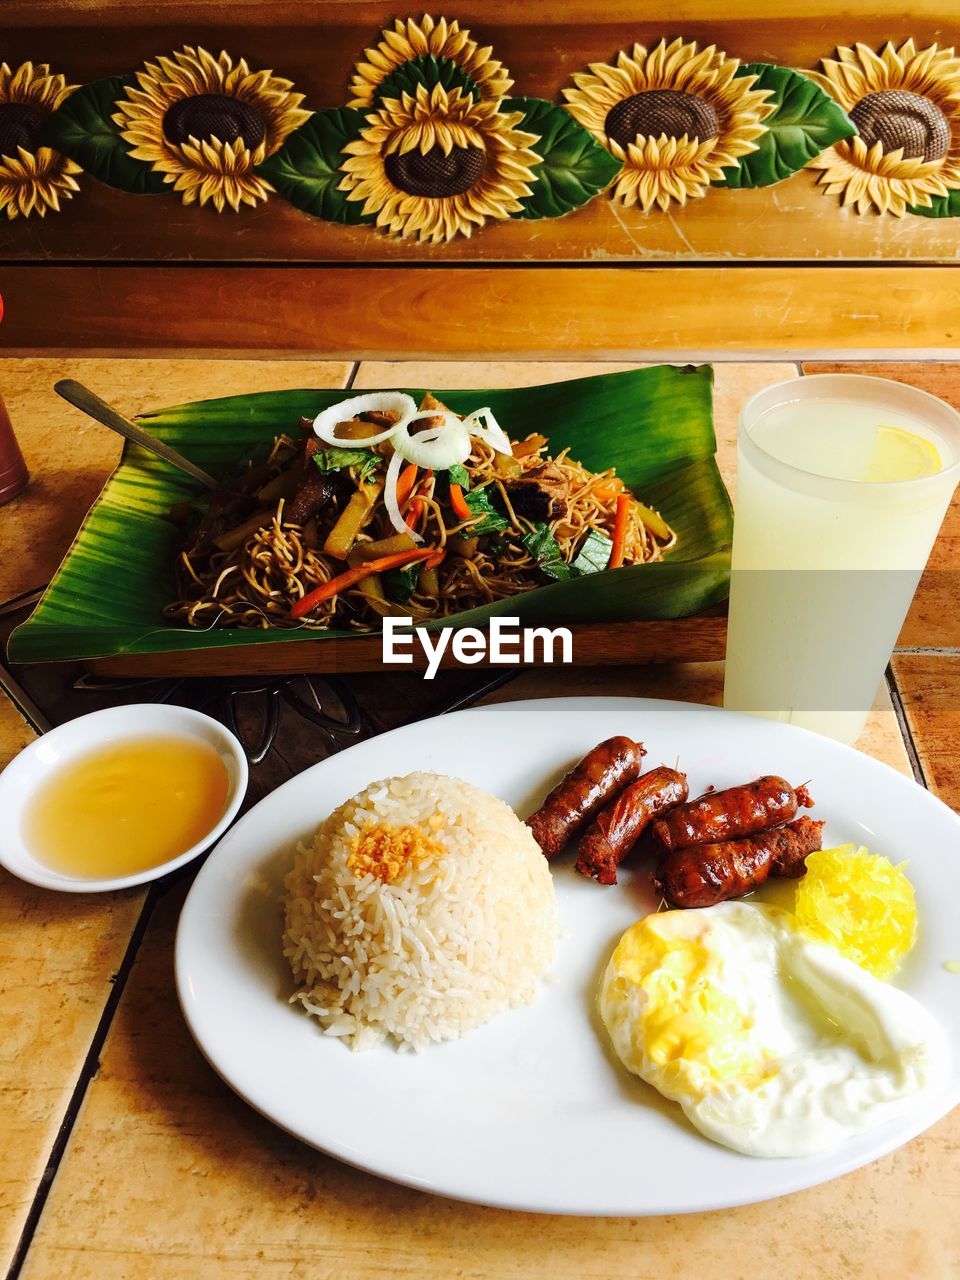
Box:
[724,375,960,744]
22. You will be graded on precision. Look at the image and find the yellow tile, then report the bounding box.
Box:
[0,697,144,1271]
[0,359,353,602]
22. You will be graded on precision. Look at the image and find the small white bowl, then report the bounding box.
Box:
[0,703,248,893]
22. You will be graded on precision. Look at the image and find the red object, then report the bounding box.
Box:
[290,547,434,619]
[395,462,419,507]
[0,396,28,505]
[449,482,472,522]
[608,493,630,568]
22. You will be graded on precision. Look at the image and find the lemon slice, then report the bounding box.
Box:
[862,425,941,482]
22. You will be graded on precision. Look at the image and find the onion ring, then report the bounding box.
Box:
[384,446,424,543]
[313,392,416,447]
[392,410,472,469]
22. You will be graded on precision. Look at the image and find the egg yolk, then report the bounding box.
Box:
[609,915,778,1096]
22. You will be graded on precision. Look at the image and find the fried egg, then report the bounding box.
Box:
[598,902,947,1158]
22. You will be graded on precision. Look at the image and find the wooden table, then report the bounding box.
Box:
[1,358,958,1280]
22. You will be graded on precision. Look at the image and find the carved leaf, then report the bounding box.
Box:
[371,55,479,107]
[908,190,960,218]
[718,63,857,188]
[36,76,167,194]
[257,108,376,224]
[505,97,620,219]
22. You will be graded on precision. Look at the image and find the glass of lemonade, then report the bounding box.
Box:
[723,374,960,744]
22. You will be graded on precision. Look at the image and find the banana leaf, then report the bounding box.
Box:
[9,365,732,663]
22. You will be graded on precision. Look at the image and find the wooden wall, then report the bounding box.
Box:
[1,2,958,353]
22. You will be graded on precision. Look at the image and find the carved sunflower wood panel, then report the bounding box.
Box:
[0,4,959,263]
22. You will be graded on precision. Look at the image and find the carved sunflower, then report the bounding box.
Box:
[563,38,773,211]
[114,45,310,212]
[808,40,960,216]
[348,14,512,109]
[339,82,541,243]
[0,61,81,219]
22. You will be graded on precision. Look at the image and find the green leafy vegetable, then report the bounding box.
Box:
[504,97,620,219]
[521,524,574,581]
[447,463,470,486]
[383,565,420,603]
[312,447,379,479]
[717,64,856,188]
[36,76,168,194]
[571,529,613,575]
[463,487,510,536]
[257,108,376,224]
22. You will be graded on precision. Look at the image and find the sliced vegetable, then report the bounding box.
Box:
[347,532,418,565]
[384,447,424,543]
[461,486,510,535]
[493,452,523,479]
[632,499,673,541]
[448,535,479,557]
[313,392,416,447]
[382,563,421,603]
[462,406,513,456]
[447,463,470,486]
[409,496,428,532]
[312,447,380,480]
[335,416,393,441]
[418,565,440,596]
[591,477,624,502]
[357,573,391,612]
[571,528,613,575]
[322,478,383,559]
[290,546,433,619]
[521,523,574,581]
[395,462,419,507]
[213,509,272,552]
[392,410,472,469]
[449,482,473,522]
[512,433,548,458]
[256,469,299,503]
[609,493,631,569]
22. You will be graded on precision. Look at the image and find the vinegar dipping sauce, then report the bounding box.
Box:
[24,735,230,880]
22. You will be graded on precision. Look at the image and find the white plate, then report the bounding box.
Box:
[176,697,960,1215]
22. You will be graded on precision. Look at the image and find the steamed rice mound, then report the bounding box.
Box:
[282,772,560,1050]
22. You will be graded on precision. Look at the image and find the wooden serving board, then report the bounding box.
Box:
[83,613,728,678]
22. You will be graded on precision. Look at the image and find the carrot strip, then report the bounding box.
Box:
[290,547,433,619]
[449,482,472,522]
[395,462,419,508]
[609,493,631,569]
[423,548,446,571]
[592,478,624,503]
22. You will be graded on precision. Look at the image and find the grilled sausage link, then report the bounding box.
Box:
[526,736,645,857]
[651,775,813,853]
[655,816,825,909]
[576,766,688,885]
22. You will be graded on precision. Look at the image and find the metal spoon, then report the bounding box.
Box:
[54,378,220,491]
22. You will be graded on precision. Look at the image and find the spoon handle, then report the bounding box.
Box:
[54,379,221,491]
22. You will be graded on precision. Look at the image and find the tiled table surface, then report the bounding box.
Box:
[0,359,957,1280]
